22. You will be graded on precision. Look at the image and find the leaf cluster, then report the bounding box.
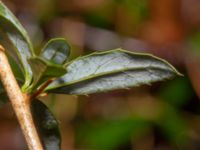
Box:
[0,1,181,149]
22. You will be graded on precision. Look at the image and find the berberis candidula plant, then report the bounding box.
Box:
[0,1,182,150]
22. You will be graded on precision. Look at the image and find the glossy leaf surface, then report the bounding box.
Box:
[40,38,70,65]
[0,1,34,90]
[31,99,61,150]
[28,57,67,91]
[46,49,181,95]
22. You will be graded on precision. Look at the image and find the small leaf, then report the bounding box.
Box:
[0,1,34,90]
[40,38,70,65]
[46,49,182,95]
[31,99,61,150]
[27,38,70,91]
[28,57,67,91]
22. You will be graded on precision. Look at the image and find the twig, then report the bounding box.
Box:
[0,45,43,150]
[31,78,54,99]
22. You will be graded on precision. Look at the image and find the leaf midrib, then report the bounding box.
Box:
[47,66,175,90]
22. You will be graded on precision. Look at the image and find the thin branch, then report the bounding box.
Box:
[0,45,43,150]
[31,78,54,99]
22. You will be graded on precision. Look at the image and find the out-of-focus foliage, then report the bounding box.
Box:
[158,77,194,107]
[1,0,200,150]
[189,31,200,55]
[77,118,149,150]
[0,3,180,150]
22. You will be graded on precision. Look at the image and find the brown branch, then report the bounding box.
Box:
[0,45,43,150]
[31,78,54,99]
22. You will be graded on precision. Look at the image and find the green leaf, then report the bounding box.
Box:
[0,56,24,108]
[46,49,182,95]
[28,56,67,91]
[0,1,34,90]
[8,54,24,82]
[31,99,61,150]
[27,38,70,91]
[40,38,70,65]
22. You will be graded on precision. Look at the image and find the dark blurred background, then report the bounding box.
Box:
[1,0,200,149]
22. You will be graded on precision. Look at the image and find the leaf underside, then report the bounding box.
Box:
[0,1,34,90]
[46,49,181,95]
[31,99,61,150]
